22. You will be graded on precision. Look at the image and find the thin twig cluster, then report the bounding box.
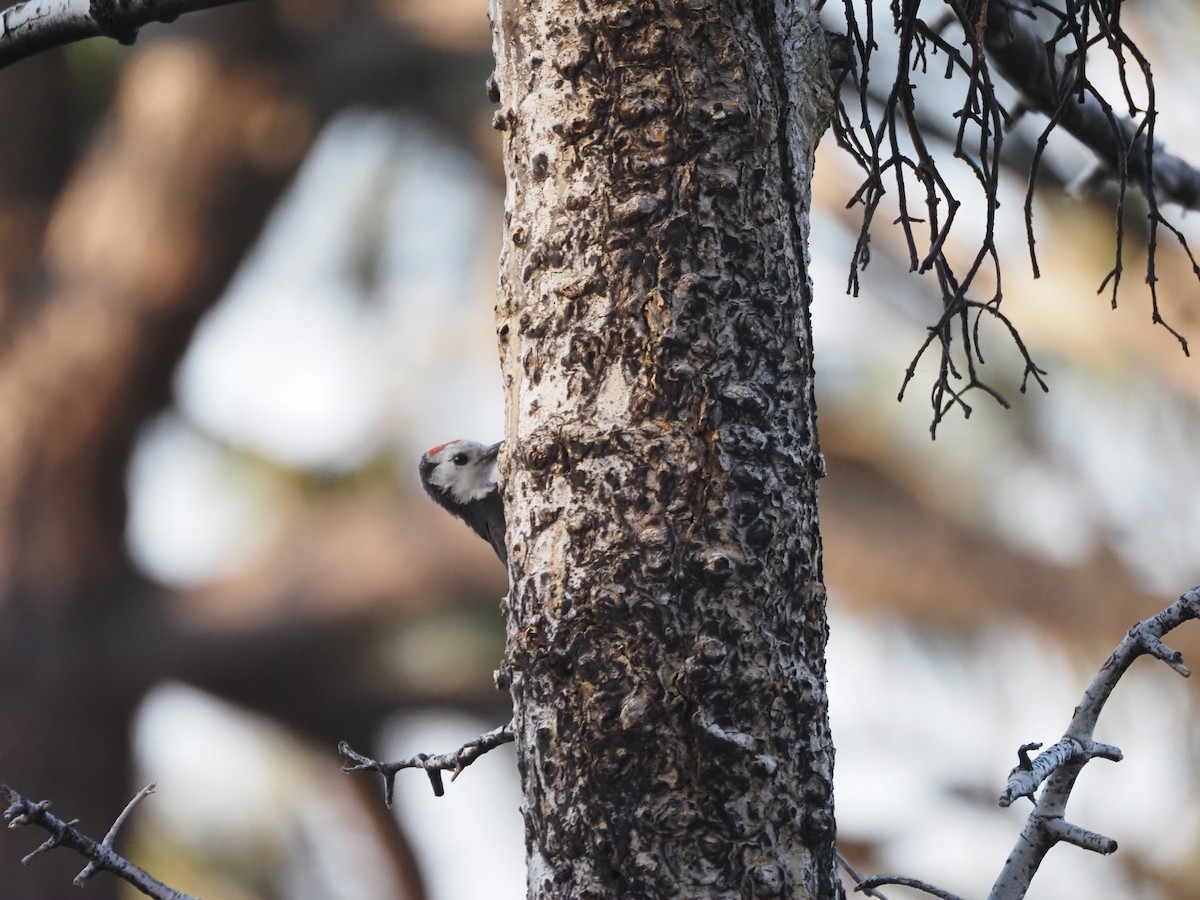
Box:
[829,0,1200,434]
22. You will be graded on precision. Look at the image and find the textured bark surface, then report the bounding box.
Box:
[491,1,837,896]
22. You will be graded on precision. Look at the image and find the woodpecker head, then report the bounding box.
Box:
[419,439,501,506]
[418,439,507,565]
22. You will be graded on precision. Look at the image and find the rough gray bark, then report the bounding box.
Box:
[490,0,838,896]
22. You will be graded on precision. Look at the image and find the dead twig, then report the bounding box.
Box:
[340,720,515,807]
[2,781,196,900]
[990,585,1200,899]
[853,873,967,900]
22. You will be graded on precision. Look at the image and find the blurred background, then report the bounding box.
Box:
[0,0,1199,897]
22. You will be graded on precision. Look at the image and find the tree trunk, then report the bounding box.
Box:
[491,1,838,896]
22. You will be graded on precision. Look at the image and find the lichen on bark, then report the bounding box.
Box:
[491,0,838,896]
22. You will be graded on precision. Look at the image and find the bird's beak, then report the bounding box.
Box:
[483,441,502,462]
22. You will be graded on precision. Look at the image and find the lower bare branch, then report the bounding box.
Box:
[340,720,515,807]
[2,782,195,900]
[990,585,1200,899]
[853,874,967,900]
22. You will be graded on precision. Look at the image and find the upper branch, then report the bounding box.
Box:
[0,0,248,70]
[836,0,1200,430]
[980,0,1200,210]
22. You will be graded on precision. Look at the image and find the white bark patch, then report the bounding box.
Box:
[593,366,634,423]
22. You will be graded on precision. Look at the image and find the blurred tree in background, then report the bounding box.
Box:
[0,2,506,896]
[1,1,1200,898]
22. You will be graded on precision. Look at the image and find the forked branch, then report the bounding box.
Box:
[844,585,1200,900]
[2,782,195,900]
[989,585,1200,899]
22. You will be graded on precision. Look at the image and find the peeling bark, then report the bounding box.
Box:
[491,0,838,896]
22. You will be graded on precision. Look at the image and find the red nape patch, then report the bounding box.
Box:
[425,440,462,458]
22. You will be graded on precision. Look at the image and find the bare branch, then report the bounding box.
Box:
[999,736,1122,807]
[981,0,1197,355]
[0,0,248,70]
[836,0,1048,434]
[76,782,158,885]
[836,0,1200,430]
[2,782,196,900]
[837,850,890,899]
[990,585,1200,899]
[853,873,967,900]
[981,0,1200,210]
[340,721,516,807]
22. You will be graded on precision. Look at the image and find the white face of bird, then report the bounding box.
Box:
[421,440,501,503]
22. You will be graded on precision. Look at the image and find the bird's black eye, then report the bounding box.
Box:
[452,453,469,465]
